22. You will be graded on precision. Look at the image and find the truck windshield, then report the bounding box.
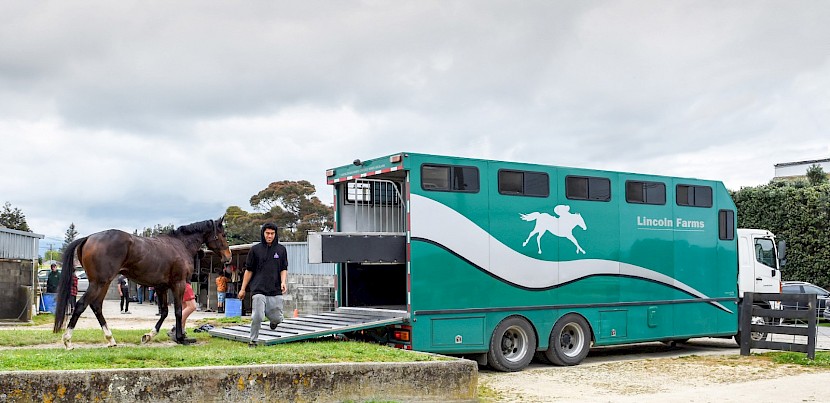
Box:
[754,238,776,268]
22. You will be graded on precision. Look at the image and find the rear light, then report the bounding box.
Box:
[326,169,335,177]
[390,154,403,163]
[393,329,410,342]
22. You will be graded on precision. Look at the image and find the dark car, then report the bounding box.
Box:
[781,281,830,320]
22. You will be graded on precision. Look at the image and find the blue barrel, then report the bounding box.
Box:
[225,298,241,317]
[41,293,57,314]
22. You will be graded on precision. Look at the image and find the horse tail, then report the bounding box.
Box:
[53,237,87,332]
[519,212,539,222]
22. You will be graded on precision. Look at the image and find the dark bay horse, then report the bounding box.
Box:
[53,216,232,349]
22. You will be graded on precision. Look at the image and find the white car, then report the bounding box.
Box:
[75,269,89,293]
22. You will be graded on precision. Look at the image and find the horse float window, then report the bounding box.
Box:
[625,180,666,205]
[565,176,611,201]
[719,209,735,240]
[421,164,479,193]
[676,185,713,208]
[498,170,549,197]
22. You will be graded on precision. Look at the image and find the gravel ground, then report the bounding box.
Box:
[479,339,830,402]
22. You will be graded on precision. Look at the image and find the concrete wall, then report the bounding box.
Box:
[0,360,477,403]
[0,260,35,321]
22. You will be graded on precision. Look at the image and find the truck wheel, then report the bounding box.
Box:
[544,314,591,366]
[735,314,768,345]
[487,316,536,372]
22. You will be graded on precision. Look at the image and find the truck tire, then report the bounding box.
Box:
[487,316,537,372]
[544,314,591,366]
[734,312,768,345]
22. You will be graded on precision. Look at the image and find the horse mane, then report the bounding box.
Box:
[167,220,214,238]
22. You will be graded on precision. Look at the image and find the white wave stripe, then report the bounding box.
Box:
[410,194,732,313]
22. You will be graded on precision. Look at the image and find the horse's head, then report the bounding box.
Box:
[575,213,587,230]
[206,215,233,266]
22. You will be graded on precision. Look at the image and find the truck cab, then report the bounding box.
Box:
[736,228,785,342]
[737,228,784,297]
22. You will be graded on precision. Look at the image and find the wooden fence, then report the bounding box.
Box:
[739,292,817,359]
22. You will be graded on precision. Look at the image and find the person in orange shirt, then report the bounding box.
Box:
[215,271,229,313]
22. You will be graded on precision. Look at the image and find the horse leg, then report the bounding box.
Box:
[171,285,188,344]
[61,293,89,350]
[522,227,538,247]
[79,286,116,347]
[142,288,168,344]
[61,285,105,350]
[568,235,586,254]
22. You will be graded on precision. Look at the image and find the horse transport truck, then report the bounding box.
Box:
[211,152,784,371]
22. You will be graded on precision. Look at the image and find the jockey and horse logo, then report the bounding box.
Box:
[520,205,587,255]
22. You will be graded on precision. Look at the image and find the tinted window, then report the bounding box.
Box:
[498,170,549,197]
[566,176,611,201]
[754,238,776,267]
[626,181,666,205]
[781,285,800,294]
[421,164,479,192]
[677,185,713,208]
[421,165,449,190]
[803,285,829,296]
[719,209,735,240]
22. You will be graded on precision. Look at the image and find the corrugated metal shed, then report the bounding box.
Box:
[0,227,44,260]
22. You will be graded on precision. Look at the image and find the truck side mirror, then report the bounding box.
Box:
[777,240,787,268]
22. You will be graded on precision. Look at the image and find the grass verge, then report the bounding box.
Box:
[0,329,438,371]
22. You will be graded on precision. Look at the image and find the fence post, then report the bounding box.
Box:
[739,292,753,356]
[807,293,816,360]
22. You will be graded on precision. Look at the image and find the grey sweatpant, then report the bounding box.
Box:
[250,294,284,343]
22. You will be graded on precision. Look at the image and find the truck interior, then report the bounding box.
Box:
[334,175,408,312]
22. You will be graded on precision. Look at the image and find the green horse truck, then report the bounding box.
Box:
[213,152,783,371]
[307,152,788,371]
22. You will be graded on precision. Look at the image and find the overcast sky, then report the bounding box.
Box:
[2,1,828,255]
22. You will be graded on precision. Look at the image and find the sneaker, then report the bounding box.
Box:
[125,311,131,314]
[248,341,257,348]
[120,311,125,314]
[270,321,279,330]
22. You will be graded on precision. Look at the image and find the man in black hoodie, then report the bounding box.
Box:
[238,222,288,347]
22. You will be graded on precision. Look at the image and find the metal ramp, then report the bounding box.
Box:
[208,307,408,346]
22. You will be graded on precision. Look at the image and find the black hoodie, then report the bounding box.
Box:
[243,223,288,296]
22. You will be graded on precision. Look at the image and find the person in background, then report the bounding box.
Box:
[117,274,131,314]
[46,263,60,293]
[238,223,288,347]
[215,271,228,313]
[148,286,155,303]
[68,270,78,315]
[136,284,144,304]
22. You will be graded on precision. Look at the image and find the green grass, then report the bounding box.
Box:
[0,329,437,371]
[761,351,830,367]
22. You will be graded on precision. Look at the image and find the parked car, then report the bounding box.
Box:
[37,269,51,284]
[823,305,830,321]
[781,281,830,320]
[75,268,89,293]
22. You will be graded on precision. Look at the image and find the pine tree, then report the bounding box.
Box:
[62,223,79,254]
[0,201,32,232]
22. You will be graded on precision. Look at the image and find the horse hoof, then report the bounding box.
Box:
[141,334,152,344]
[176,337,197,345]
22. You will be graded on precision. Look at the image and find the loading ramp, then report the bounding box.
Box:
[208,307,409,346]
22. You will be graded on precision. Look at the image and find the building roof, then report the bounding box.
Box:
[774,157,830,168]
